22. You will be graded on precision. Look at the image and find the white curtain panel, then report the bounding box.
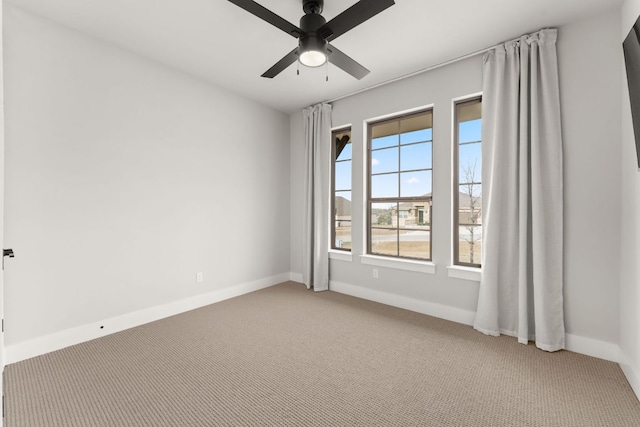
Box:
[474,29,565,351]
[302,103,332,292]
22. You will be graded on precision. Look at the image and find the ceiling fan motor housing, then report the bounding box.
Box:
[299,11,326,33]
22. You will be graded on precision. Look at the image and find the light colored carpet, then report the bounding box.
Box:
[5,281,640,426]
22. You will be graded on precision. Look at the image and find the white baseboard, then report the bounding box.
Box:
[329,280,476,326]
[565,334,620,363]
[5,273,290,364]
[289,272,303,283]
[619,350,640,400]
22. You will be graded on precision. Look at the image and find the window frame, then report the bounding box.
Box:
[366,109,433,262]
[453,96,483,268]
[331,126,352,252]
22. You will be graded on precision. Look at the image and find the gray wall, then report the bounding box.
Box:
[3,6,290,346]
[290,9,623,345]
[620,0,640,391]
[559,10,621,345]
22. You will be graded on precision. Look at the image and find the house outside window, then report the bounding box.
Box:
[454,97,482,267]
[367,110,433,261]
[332,127,352,251]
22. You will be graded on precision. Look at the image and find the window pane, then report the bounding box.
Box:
[458,100,481,142]
[332,127,352,252]
[401,142,431,171]
[335,191,351,215]
[400,129,431,145]
[399,230,430,260]
[458,183,482,220]
[371,174,398,198]
[335,161,351,191]
[421,128,433,141]
[335,221,351,250]
[400,171,431,197]
[458,143,481,183]
[371,147,398,174]
[371,228,398,257]
[371,202,395,227]
[396,201,431,228]
[371,134,398,150]
[458,225,482,265]
[336,142,351,161]
[459,118,482,143]
[454,98,482,266]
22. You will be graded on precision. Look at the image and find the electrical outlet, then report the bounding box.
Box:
[373,268,379,279]
[196,272,203,283]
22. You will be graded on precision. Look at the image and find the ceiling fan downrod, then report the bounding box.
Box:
[303,0,323,15]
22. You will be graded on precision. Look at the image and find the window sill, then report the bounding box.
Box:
[447,265,481,282]
[329,250,353,262]
[360,255,436,274]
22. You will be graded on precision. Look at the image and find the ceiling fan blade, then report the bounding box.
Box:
[327,44,370,80]
[228,0,303,38]
[319,0,395,42]
[262,48,299,78]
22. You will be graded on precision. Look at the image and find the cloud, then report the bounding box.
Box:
[406,177,420,184]
[371,158,380,166]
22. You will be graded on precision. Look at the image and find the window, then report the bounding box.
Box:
[367,110,433,261]
[332,127,352,251]
[454,97,482,267]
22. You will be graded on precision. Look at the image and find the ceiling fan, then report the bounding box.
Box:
[227,0,395,80]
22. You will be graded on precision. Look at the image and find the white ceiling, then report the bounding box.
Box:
[5,0,619,114]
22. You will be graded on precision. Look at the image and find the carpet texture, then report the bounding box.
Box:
[5,282,640,426]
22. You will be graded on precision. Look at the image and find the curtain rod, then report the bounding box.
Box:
[323,29,547,105]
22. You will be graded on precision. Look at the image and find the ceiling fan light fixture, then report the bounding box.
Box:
[299,50,327,67]
[299,36,327,67]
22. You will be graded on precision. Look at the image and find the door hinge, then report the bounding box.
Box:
[2,319,4,333]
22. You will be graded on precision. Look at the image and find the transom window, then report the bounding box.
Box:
[367,110,433,261]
